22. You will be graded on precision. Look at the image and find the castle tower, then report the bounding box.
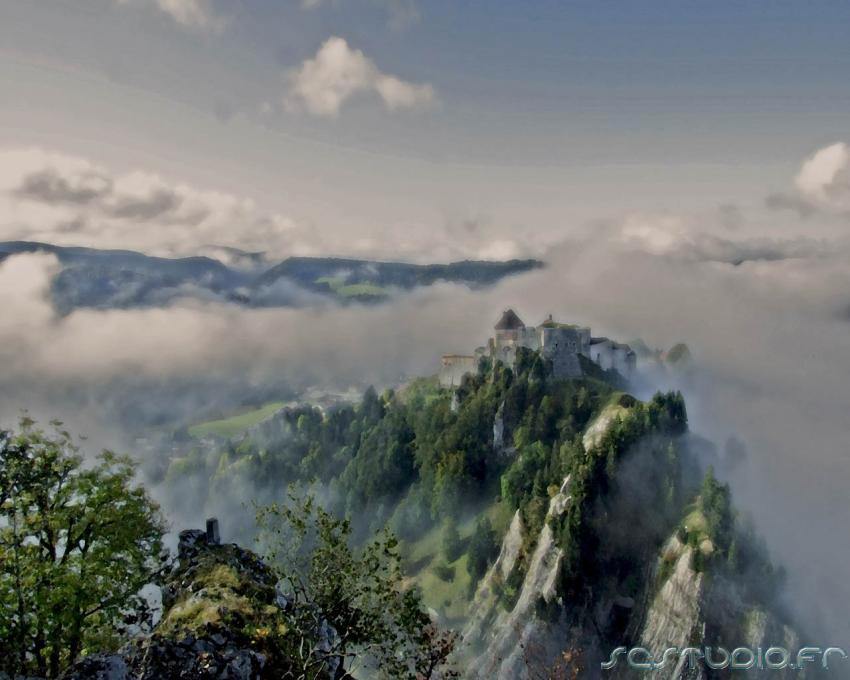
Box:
[492,309,538,366]
[495,308,525,333]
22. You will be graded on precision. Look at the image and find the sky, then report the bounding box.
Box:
[1,0,850,644]
[2,0,850,260]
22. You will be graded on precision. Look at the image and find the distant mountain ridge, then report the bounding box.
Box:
[0,241,543,312]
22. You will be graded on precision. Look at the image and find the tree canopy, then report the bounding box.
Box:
[255,492,457,679]
[0,418,166,678]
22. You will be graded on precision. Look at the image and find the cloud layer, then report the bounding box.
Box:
[0,148,542,264]
[0,148,318,259]
[286,37,435,116]
[617,213,834,265]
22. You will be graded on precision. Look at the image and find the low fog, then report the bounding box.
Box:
[1,142,849,642]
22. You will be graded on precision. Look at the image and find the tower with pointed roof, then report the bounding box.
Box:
[490,309,539,366]
[494,308,525,331]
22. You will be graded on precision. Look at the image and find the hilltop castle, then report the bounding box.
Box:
[439,309,636,387]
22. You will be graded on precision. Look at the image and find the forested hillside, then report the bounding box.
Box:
[0,241,542,311]
[161,349,628,541]
[157,347,799,677]
[2,349,805,678]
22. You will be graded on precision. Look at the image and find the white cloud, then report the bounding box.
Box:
[157,0,222,31]
[286,37,435,117]
[615,211,832,266]
[0,148,322,259]
[618,214,689,256]
[0,252,488,401]
[0,148,542,264]
[475,239,524,261]
[374,74,433,111]
[794,142,850,212]
[115,0,224,32]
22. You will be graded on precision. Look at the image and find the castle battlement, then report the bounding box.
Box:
[439,309,636,387]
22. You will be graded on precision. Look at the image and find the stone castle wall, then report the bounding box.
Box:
[590,339,636,375]
[539,326,590,379]
[441,311,634,388]
[439,354,477,387]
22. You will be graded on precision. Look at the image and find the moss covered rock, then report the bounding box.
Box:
[60,529,343,680]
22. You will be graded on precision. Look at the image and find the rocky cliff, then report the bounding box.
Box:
[465,475,576,679]
[462,395,635,679]
[628,530,803,680]
[458,391,807,680]
[464,508,804,680]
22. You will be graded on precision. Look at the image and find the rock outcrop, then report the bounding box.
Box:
[631,537,707,679]
[462,397,641,680]
[60,528,345,680]
[622,530,803,680]
[582,396,633,451]
[465,477,574,679]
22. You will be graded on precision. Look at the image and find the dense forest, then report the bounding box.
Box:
[160,350,631,546]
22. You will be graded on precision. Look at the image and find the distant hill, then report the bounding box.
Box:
[0,241,543,312]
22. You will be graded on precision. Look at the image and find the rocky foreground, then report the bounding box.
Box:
[60,527,345,680]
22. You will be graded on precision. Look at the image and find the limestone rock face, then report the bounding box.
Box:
[465,477,573,680]
[495,510,525,582]
[636,539,706,680]
[626,532,804,680]
[492,401,505,451]
[464,503,805,680]
[582,401,630,451]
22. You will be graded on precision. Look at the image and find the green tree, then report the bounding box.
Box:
[441,518,463,563]
[255,492,457,679]
[466,517,498,583]
[431,451,466,517]
[360,385,385,424]
[0,418,166,679]
[701,467,733,553]
[341,404,416,512]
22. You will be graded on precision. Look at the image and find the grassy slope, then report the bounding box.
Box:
[188,402,286,439]
[335,283,388,298]
[315,275,344,287]
[315,276,388,298]
[403,501,514,622]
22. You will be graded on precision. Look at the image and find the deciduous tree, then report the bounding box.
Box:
[0,418,166,678]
